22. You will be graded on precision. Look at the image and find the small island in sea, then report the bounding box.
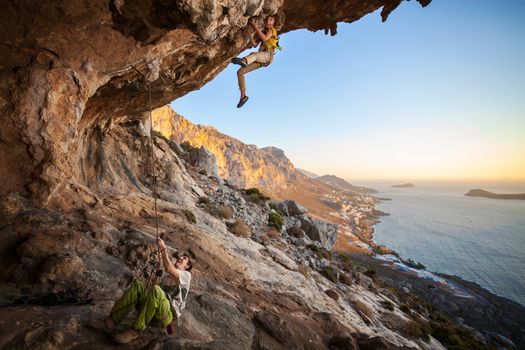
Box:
[391,183,415,188]
[465,189,525,200]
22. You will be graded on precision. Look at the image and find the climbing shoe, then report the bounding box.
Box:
[237,95,249,108]
[86,317,115,334]
[104,318,115,333]
[113,328,139,344]
[231,57,246,67]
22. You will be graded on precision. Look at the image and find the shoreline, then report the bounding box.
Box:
[341,193,525,348]
[289,180,524,347]
[363,193,524,307]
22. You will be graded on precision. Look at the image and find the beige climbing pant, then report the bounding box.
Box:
[237,51,273,94]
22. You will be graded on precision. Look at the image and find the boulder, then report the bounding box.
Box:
[329,331,359,350]
[265,245,298,271]
[353,333,394,350]
[277,202,289,216]
[484,331,517,349]
[180,293,255,350]
[282,200,307,216]
[299,217,338,249]
[356,272,374,289]
[325,289,339,301]
[168,140,187,157]
[190,146,219,178]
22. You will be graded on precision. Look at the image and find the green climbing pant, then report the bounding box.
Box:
[109,280,173,331]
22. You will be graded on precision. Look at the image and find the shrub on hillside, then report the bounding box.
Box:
[221,205,234,220]
[204,202,224,219]
[297,264,309,277]
[306,244,332,260]
[268,202,284,216]
[287,225,304,238]
[182,209,196,224]
[244,187,270,204]
[340,273,353,286]
[306,244,320,252]
[227,219,251,238]
[321,266,338,283]
[427,313,491,350]
[353,299,374,319]
[268,211,284,230]
[338,253,354,272]
[266,227,282,239]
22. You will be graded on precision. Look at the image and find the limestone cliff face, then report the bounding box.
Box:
[152,106,304,194]
[0,0,431,204]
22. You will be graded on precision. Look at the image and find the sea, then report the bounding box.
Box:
[361,181,525,307]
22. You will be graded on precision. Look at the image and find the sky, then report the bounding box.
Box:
[171,0,525,182]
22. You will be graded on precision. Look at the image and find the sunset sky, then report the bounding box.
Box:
[172,0,525,181]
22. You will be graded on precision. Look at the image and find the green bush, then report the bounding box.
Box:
[204,202,225,219]
[372,244,392,255]
[321,266,338,283]
[406,318,431,341]
[268,211,284,230]
[306,244,320,252]
[244,187,270,204]
[306,244,332,260]
[182,209,196,224]
[338,254,354,272]
[268,202,284,215]
[427,314,491,350]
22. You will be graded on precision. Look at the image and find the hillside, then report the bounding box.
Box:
[152,106,305,195]
[316,174,378,194]
[297,168,320,179]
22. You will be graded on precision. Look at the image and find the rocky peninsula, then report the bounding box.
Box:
[391,183,415,188]
[465,189,525,200]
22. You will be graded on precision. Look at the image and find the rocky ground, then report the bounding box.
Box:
[347,253,525,350]
[0,118,489,350]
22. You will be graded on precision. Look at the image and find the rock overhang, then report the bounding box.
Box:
[0,0,431,201]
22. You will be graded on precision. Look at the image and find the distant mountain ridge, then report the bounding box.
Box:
[315,174,378,194]
[297,168,319,179]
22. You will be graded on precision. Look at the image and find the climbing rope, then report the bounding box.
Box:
[131,63,163,288]
[145,81,163,289]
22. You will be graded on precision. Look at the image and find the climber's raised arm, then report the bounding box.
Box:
[157,237,181,279]
[250,18,272,43]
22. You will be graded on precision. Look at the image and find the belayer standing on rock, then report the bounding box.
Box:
[231,15,281,108]
[102,237,192,344]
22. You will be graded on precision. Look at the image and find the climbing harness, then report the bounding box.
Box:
[256,27,281,68]
[263,27,282,52]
